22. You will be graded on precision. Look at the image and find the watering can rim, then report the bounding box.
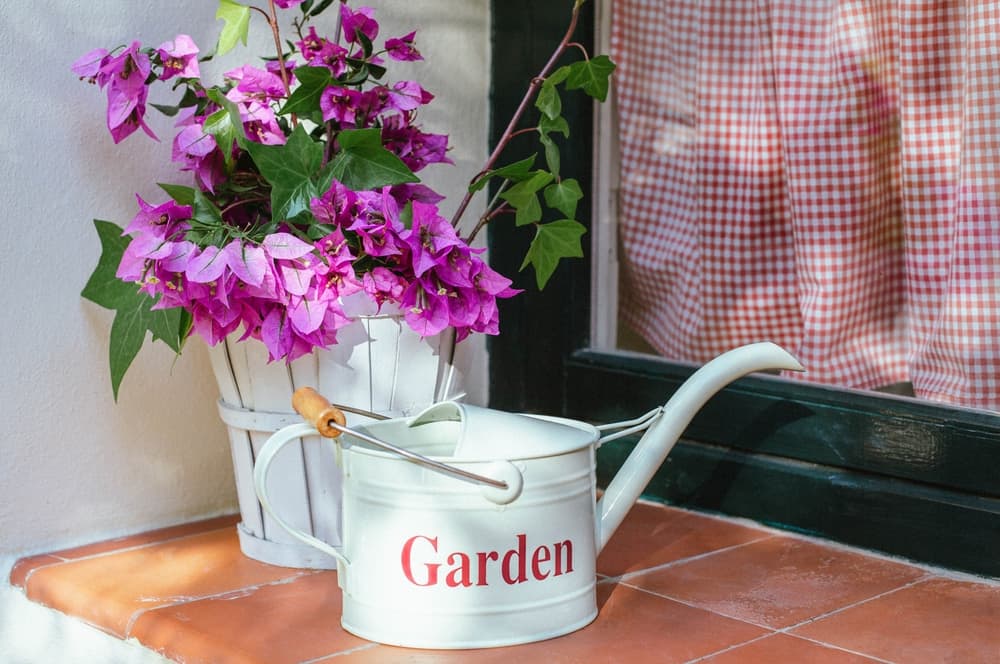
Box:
[347,403,601,463]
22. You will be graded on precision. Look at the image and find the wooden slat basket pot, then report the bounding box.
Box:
[207,314,457,569]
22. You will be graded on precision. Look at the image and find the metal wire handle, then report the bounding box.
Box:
[292,387,509,491]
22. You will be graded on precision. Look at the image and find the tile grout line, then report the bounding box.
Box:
[681,633,776,663]
[681,631,896,664]
[775,574,934,633]
[614,571,933,636]
[627,572,934,664]
[122,569,329,638]
[298,643,381,662]
[598,533,778,584]
[20,526,244,590]
[615,579,778,631]
[783,634,897,663]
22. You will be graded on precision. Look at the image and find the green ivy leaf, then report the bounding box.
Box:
[565,55,616,102]
[544,178,583,219]
[539,132,560,178]
[280,66,333,116]
[535,79,562,120]
[515,194,543,227]
[81,220,140,310]
[305,0,336,17]
[499,170,554,226]
[546,65,572,87]
[205,88,248,157]
[539,114,570,138]
[468,154,538,193]
[203,106,239,162]
[150,102,182,117]
[326,128,420,191]
[216,0,251,56]
[82,220,190,400]
[189,188,225,234]
[520,219,587,289]
[107,300,147,400]
[158,183,196,206]
[246,123,325,221]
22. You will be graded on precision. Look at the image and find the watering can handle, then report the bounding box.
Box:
[292,387,349,437]
[253,422,351,569]
[290,388,519,499]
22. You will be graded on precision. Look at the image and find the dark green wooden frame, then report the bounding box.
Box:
[487,0,1000,578]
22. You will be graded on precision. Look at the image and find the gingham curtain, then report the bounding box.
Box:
[611,0,1000,411]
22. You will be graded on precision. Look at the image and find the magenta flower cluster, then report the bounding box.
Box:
[74,2,519,363]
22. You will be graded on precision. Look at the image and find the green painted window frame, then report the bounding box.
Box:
[487,0,1000,577]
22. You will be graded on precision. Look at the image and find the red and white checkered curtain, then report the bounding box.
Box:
[611,0,1000,411]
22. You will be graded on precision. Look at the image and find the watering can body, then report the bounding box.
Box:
[253,342,804,649]
[336,415,602,648]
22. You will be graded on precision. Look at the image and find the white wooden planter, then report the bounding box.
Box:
[208,315,457,569]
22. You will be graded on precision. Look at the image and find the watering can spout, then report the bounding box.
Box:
[595,342,803,553]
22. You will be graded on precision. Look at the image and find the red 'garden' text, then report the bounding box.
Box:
[400,533,574,587]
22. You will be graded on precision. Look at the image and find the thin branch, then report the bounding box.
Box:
[449,3,583,237]
[466,203,513,243]
[566,41,590,60]
[265,0,294,111]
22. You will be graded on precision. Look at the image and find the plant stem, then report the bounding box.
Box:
[467,203,513,243]
[449,3,582,238]
[265,1,294,100]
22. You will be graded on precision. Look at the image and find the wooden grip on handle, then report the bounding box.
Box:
[292,387,346,438]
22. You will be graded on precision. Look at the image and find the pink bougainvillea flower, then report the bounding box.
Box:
[186,245,228,283]
[388,183,445,205]
[340,5,379,44]
[261,309,295,361]
[223,239,268,287]
[232,99,285,145]
[262,232,314,259]
[289,297,329,335]
[97,42,156,143]
[161,240,197,273]
[385,81,431,113]
[72,48,109,82]
[106,86,157,143]
[363,267,407,307]
[297,27,348,76]
[100,41,150,98]
[381,116,451,172]
[402,279,451,337]
[77,1,525,367]
[225,65,285,103]
[265,57,297,82]
[320,86,362,125]
[172,122,225,191]
[385,31,422,62]
[405,201,465,277]
[157,34,200,80]
[123,195,192,236]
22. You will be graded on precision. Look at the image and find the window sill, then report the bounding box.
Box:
[8,503,1000,663]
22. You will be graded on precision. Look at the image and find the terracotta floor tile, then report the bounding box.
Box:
[792,577,1000,663]
[597,502,770,577]
[700,633,883,663]
[25,527,310,638]
[13,506,1000,664]
[131,571,368,664]
[627,536,926,629]
[8,516,238,591]
[8,554,63,589]
[46,514,240,560]
[335,581,769,664]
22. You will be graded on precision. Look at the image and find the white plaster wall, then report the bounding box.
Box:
[0,0,490,566]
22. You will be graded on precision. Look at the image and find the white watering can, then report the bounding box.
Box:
[254,342,803,649]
